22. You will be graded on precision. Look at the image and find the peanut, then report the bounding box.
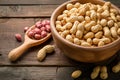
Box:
[78,4,89,15]
[101,37,111,44]
[97,7,103,13]
[76,30,83,39]
[70,21,79,34]
[107,20,114,27]
[110,27,118,38]
[68,15,78,23]
[78,16,84,22]
[98,41,104,46]
[91,25,100,33]
[65,22,73,30]
[117,22,120,27]
[110,13,117,22]
[57,15,64,21]
[93,38,100,45]
[95,31,103,39]
[86,11,90,16]
[61,30,70,38]
[100,66,108,79]
[85,16,91,22]
[101,66,107,73]
[117,28,120,35]
[100,72,108,80]
[66,3,73,10]
[91,66,100,79]
[84,32,94,39]
[37,48,46,61]
[101,10,109,18]
[112,62,120,73]
[66,34,73,42]
[74,2,80,8]
[74,38,81,45]
[63,10,69,14]
[104,2,111,7]
[85,21,96,31]
[81,42,91,47]
[37,45,54,61]
[71,70,82,79]
[102,5,109,10]
[90,11,97,21]
[55,21,61,25]
[100,19,107,26]
[87,38,92,45]
[116,15,120,21]
[103,27,111,37]
[110,8,119,15]
[43,45,54,53]
[77,23,84,32]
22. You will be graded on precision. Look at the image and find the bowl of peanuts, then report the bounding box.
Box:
[50,0,120,63]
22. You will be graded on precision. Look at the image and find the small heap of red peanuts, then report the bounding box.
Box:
[26,19,51,40]
[15,19,51,41]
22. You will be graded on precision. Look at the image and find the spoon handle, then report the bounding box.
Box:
[8,43,31,61]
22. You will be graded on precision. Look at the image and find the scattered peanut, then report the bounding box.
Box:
[100,66,108,80]
[112,62,120,73]
[71,70,82,79]
[37,45,54,61]
[91,66,100,79]
[100,72,108,80]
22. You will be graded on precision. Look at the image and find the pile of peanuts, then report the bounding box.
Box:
[55,2,120,47]
[27,20,51,40]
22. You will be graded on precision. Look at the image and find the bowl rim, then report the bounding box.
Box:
[50,0,120,50]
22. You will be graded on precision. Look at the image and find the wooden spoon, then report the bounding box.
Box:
[8,25,51,61]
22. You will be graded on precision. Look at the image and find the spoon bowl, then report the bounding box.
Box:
[8,25,51,61]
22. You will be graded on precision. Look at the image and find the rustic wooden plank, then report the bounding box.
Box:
[57,66,120,80]
[0,18,74,66]
[0,0,67,5]
[0,5,58,17]
[0,18,120,66]
[0,0,119,6]
[0,67,57,80]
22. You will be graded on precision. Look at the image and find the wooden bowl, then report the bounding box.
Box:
[50,0,120,63]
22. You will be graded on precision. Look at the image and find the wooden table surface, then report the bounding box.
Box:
[0,0,120,80]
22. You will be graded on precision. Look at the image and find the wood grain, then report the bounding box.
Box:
[0,5,58,17]
[0,18,76,66]
[0,67,57,80]
[0,0,67,5]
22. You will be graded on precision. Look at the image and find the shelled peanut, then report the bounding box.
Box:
[55,2,120,47]
[27,20,51,40]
